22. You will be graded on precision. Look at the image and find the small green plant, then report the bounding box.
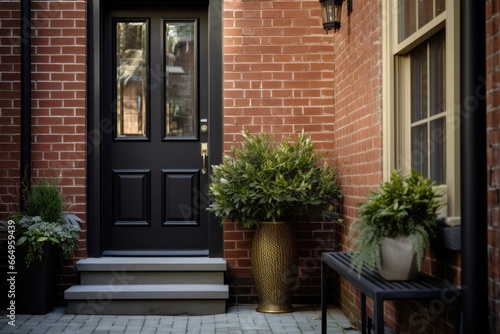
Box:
[23,178,64,223]
[16,215,80,267]
[13,178,81,268]
[351,169,444,274]
[207,130,343,228]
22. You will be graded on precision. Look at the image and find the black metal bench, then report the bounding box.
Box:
[321,252,462,334]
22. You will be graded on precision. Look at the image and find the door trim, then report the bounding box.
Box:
[87,0,223,257]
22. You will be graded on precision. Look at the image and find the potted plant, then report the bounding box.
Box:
[12,178,81,314]
[351,169,444,281]
[208,130,342,313]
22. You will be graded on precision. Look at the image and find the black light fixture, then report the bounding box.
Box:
[319,0,353,32]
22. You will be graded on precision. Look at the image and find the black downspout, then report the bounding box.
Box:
[460,0,489,332]
[20,0,31,210]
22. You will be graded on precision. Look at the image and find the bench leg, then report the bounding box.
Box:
[374,297,384,334]
[321,260,327,334]
[454,294,463,334]
[361,293,367,334]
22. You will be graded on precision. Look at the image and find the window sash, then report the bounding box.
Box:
[406,30,446,185]
[398,0,446,43]
[383,0,461,223]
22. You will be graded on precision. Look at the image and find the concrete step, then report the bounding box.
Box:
[76,257,226,285]
[65,284,228,315]
[67,299,227,316]
[65,257,229,315]
[64,284,229,300]
[80,271,224,285]
[75,257,227,271]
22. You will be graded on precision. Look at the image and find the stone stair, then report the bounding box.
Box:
[64,257,228,315]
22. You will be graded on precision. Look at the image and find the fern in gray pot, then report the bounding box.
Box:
[351,169,444,277]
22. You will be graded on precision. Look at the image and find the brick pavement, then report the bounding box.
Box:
[0,305,360,334]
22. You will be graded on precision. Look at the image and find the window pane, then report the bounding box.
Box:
[429,30,445,116]
[116,21,147,138]
[165,21,196,138]
[418,0,433,29]
[399,0,445,42]
[411,43,428,122]
[430,118,446,184]
[411,124,429,178]
[398,0,416,42]
[435,0,445,16]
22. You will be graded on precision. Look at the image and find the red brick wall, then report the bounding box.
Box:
[330,0,463,333]
[487,0,500,332]
[0,1,87,296]
[328,0,385,327]
[222,0,339,305]
[31,0,87,292]
[0,2,21,221]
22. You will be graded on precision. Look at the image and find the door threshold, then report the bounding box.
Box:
[102,250,210,257]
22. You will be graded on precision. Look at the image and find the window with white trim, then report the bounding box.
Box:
[383,0,460,224]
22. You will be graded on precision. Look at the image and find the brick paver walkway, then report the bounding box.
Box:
[0,305,360,334]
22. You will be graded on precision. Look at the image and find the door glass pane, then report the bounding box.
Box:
[165,21,196,138]
[116,21,148,138]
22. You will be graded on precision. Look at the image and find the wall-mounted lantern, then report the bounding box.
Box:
[319,0,353,32]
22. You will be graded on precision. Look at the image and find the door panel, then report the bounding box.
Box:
[112,170,151,226]
[102,8,209,255]
[162,170,199,226]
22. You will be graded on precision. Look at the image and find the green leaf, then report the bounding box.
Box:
[16,236,27,246]
[49,237,61,244]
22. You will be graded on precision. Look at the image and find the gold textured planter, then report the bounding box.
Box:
[251,221,298,313]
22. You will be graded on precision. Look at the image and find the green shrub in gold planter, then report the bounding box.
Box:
[208,130,342,313]
[207,130,343,227]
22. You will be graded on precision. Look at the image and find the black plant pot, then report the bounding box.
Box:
[16,243,60,314]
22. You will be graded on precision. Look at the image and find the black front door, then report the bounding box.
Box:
[100,6,212,256]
